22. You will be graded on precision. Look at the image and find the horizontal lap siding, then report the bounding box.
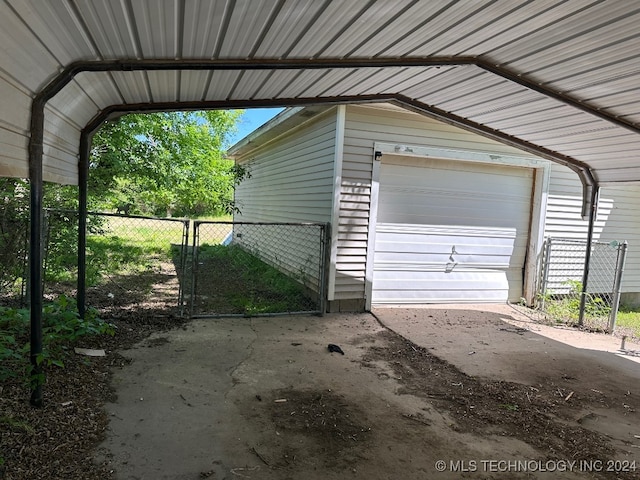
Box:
[234,111,336,224]
[337,104,540,301]
[233,110,337,294]
[546,164,640,293]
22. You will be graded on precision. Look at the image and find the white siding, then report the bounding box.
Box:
[336,104,543,301]
[232,109,337,294]
[545,164,640,293]
[234,110,336,224]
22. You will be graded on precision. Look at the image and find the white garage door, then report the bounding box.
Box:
[372,155,534,304]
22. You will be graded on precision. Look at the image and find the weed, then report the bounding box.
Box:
[500,404,519,412]
[195,244,315,314]
[0,295,114,384]
[0,415,34,434]
[538,280,611,325]
[614,307,640,339]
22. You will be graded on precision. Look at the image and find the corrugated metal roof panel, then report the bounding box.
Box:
[46,81,96,128]
[252,70,303,98]
[320,0,416,57]
[488,1,628,63]
[0,76,31,133]
[547,129,636,147]
[8,0,99,63]
[0,2,60,91]
[73,0,141,58]
[179,71,211,102]
[131,0,179,59]
[287,0,373,58]
[147,71,179,103]
[0,128,29,178]
[382,1,516,56]
[254,0,325,57]
[218,0,281,58]
[448,0,567,55]
[74,72,123,109]
[181,0,228,58]
[111,71,152,104]
[526,126,621,144]
[229,70,275,100]
[1,0,640,186]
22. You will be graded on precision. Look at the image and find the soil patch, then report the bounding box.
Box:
[362,328,638,479]
[264,388,372,469]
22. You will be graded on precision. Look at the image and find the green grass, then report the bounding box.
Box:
[194,244,316,315]
[614,307,640,338]
[101,216,187,254]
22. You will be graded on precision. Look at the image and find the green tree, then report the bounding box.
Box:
[90,110,247,216]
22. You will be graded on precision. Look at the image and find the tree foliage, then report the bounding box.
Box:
[90,110,247,216]
[1,110,247,295]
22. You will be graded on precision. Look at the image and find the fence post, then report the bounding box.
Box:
[178,219,190,316]
[608,241,628,333]
[318,223,330,316]
[189,221,200,318]
[539,237,552,310]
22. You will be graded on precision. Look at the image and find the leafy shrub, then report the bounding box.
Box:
[0,295,114,383]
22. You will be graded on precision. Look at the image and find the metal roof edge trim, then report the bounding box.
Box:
[38,56,638,136]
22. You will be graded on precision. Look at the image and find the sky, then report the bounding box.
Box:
[226,107,284,147]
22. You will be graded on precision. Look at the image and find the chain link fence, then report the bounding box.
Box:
[530,237,628,332]
[43,211,189,316]
[4,211,330,318]
[188,221,328,317]
[0,214,28,306]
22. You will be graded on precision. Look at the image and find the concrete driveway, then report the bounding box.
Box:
[96,307,640,480]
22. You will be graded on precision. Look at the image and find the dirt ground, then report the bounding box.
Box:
[93,305,640,480]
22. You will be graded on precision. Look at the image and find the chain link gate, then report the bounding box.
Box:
[537,237,628,332]
[188,221,328,317]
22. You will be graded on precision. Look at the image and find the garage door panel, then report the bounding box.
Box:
[379,193,531,227]
[374,238,517,256]
[373,269,523,304]
[372,155,532,305]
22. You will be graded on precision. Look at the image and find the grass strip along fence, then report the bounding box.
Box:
[189,221,328,317]
[1,212,328,318]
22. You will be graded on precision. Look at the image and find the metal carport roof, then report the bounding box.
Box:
[1,0,639,405]
[2,0,640,188]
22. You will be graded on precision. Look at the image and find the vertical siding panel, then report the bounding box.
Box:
[234,110,337,223]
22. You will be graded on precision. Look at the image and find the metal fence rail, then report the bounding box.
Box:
[189,221,328,317]
[537,237,628,332]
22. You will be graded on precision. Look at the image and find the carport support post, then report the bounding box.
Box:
[28,99,45,407]
[578,186,600,326]
[78,132,90,320]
